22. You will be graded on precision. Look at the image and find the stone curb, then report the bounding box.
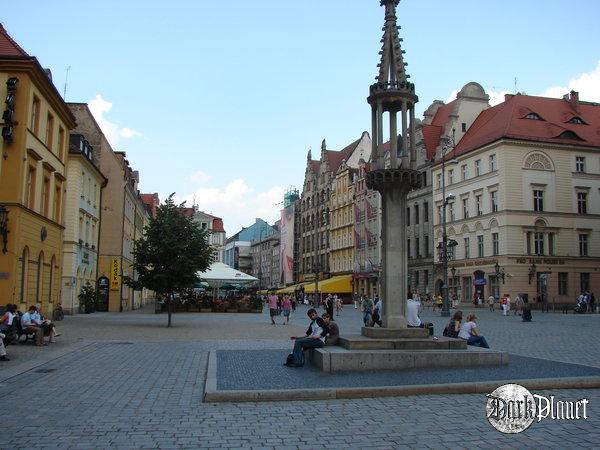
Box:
[203,351,600,403]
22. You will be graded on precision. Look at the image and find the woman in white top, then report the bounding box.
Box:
[458,313,490,348]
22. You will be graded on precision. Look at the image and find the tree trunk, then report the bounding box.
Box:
[167,292,173,327]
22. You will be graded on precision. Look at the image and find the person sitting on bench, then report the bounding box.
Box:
[21,306,45,346]
[32,306,57,343]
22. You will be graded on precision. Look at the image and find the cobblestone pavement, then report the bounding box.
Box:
[1,304,599,449]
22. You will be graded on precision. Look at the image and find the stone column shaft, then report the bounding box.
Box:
[381,186,409,328]
[409,106,416,165]
[389,111,398,168]
[377,101,384,163]
[371,105,378,161]
[401,101,408,167]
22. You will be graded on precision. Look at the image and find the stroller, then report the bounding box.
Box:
[574,298,587,314]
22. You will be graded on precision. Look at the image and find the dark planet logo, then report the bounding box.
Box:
[486,384,536,434]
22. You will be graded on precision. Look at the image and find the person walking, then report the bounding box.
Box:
[488,295,495,312]
[281,295,292,325]
[335,295,343,316]
[372,296,383,327]
[325,294,334,318]
[360,295,374,327]
[505,294,511,316]
[267,292,279,325]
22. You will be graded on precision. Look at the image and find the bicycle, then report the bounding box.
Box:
[52,303,64,321]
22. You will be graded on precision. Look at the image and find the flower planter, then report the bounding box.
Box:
[200,308,212,313]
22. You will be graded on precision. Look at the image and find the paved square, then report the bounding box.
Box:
[0,304,599,449]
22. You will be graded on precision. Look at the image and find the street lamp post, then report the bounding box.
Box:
[440,130,457,318]
[494,262,505,300]
[313,261,320,308]
[257,228,267,291]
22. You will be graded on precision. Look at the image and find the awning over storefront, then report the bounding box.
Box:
[257,289,269,295]
[276,282,309,294]
[304,275,353,294]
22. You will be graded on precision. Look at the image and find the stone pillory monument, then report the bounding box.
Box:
[366,0,420,329]
[306,0,508,372]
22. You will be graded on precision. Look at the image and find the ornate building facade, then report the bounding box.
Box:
[432,91,600,305]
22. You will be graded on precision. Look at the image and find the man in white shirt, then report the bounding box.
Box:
[20,306,44,346]
[286,308,327,367]
[406,294,434,335]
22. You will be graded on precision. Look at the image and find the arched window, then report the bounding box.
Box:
[20,247,29,303]
[48,255,56,303]
[36,252,44,304]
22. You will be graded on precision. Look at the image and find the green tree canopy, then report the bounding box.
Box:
[125,194,213,326]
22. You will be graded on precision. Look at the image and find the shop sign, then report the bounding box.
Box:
[110,258,121,290]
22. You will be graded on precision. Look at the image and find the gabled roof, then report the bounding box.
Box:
[308,160,321,174]
[325,136,362,173]
[0,24,29,57]
[421,125,443,161]
[454,92,600,157]
[212,218,225,233]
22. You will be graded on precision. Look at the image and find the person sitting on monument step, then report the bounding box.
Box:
[285,308,328,367]
[322,313,339,346]
[406,293,433,336]
[458,313,490,349]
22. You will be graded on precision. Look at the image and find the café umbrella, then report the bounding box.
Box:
[197,262,258,299]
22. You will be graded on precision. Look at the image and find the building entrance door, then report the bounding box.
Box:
[96,276,109,312]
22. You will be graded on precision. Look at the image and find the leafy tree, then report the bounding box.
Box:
[125,194,213,326]
[78,282,96,314]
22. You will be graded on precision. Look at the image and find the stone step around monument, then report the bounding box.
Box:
[310,347,508,373]
[338,335,467,351]
[361,327,429,339]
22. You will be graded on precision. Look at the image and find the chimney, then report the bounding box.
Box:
[569,90,579,110]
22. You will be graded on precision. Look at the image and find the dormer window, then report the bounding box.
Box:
[524,112,544,120]
[557,130,584,141]
[567,116,586,125]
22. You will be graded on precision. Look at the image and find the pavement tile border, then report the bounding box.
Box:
[203,350,600,403]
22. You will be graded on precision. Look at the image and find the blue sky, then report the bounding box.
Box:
[3,1,600,235]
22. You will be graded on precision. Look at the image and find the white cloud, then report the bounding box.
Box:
[190,170,212,184]
[538,60,600,102]
[177,179,285,236]
[88,94,142,146]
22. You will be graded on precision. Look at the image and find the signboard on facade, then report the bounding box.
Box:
[110,258,121,290]
[279,203,295,285]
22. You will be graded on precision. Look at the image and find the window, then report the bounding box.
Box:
[415,238,420,258]
[526,231,532,255]
[548,233,555,256]
[462,198,469,219]
[421,171,427,186]
[475,195,482,216]
[477,236,484,258]
[558,273,568,295]
[490,191,498,212]
[577,192,587,214]
[58,126,66,160]
[559,130,583,140]
[31,96,41,134]
[415,270,420,286]
[533,190,544,212]
[424,270,429,287]
[407,239,411,258]
[438,205,443,224]
[54,181,62,222]
[424,236,429,257]
[414,204,419,225]
[448,169,454,185]
[534,232,544,255]
[475,160,481,176]
[489,154,497,171]
[26,165,36,209]
[436,173,441,189]
[448,203,455,221]
[464,237,470,259]
[525,112,543,120]
[461,122,467,132]
[406,207,410,226]
[46,113,54,149]
[461,164,468,181]
[579,234,588,256]
[48,256,55,302]
[492,233,499,256]
[424,202,429,222]
[36,252,44,303]
[41,176,50,216]
[20,247,29,303]
[581,273,590,293]
[575,156,585,173]
[568,117,585,124]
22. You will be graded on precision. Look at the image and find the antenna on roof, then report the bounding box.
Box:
[63,66,71,100]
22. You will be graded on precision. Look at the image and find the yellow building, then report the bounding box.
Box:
[329,160,356,279]
[0,25,76,311]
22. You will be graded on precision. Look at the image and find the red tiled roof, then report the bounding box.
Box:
[454,93,600,157]
[177,207,195,218]
[325,137,361,173]
[309,160,321,173]
[212,218,225,233]
[431,100,457,127]
[422,124,443,161]
[0,24,29,57]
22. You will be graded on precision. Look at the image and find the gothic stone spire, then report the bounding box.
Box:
[376,0,409,86]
